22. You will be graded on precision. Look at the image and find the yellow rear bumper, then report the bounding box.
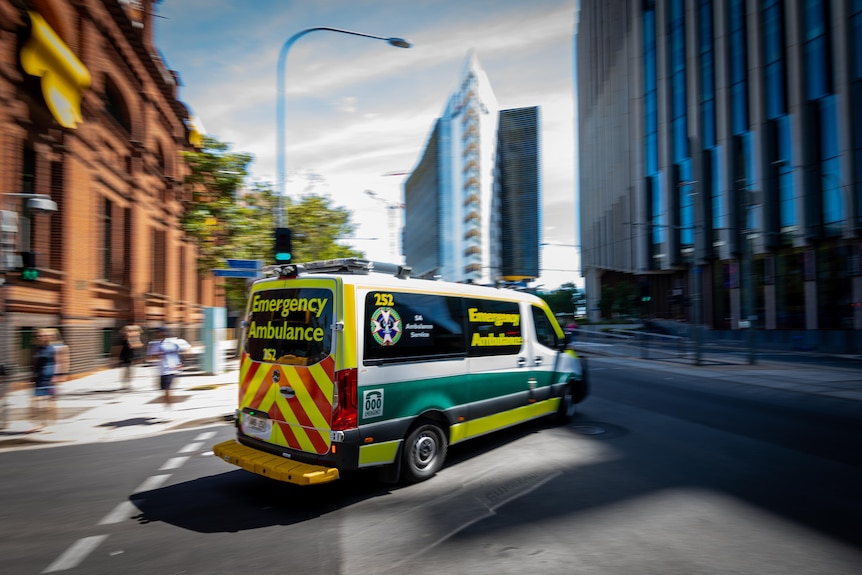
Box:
[213,440,340,486]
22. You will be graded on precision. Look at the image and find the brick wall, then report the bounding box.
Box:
[0,1,222,375]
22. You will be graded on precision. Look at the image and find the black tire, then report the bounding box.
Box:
[401,422,448,484]
[557,374,588,423]
[556,380,579,423]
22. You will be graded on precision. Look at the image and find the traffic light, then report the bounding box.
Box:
[274,227,292,262]
[21,251,38,281]
[640,282,651,303]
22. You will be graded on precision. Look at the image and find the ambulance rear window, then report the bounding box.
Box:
[244,288,333,366]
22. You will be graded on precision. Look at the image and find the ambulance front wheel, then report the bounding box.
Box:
[557,378,587,424]
[401,422,448,483]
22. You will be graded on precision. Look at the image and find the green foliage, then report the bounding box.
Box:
[538,282,581,316]
[599,282,639,319]
[180,136,363,314]
[285,195,363,263]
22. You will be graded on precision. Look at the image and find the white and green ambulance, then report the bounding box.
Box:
[214,258,588,485]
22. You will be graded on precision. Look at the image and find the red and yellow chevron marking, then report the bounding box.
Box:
[238,355,335,455]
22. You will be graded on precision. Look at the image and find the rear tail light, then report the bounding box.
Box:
[331,368,357,430]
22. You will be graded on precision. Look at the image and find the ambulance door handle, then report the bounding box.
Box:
[533,356,544,366]
[279,386,295,399]
[517,357,526,368]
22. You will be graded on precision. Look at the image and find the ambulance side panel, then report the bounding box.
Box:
[354,287,470,467]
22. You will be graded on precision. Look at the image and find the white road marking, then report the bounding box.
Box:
[42,535,109,573]
[194,431,217,441]
[178,441,204,453]
[98,501,138,525]
[159,456,190,470]
[133,474,172,494]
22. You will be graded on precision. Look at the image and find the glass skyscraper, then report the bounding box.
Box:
[404,53,540,284]
[577,0,862,343]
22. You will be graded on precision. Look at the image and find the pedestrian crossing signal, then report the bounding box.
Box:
[274,227,292,262]
[21,251,38,281]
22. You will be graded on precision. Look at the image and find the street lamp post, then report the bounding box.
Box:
[276,27,411,228]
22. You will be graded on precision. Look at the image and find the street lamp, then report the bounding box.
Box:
[275,27,411,228]
[1,193,58,261]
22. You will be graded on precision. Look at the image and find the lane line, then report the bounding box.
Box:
[178,441,204,453]
[98,501,137,525]
[43,433,213,571]
[42,535,109,573]
[133,474,172,494]
[159,456,190,471]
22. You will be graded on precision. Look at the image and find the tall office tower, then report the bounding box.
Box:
[577,0,862,340]
[494,106,541,282]
[404,52,541,285]
[405,52,500,283]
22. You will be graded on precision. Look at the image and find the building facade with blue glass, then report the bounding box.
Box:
[577,0,862,344]
[404,53,540,284]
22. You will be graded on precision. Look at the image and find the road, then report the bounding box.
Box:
[1,357,861,574]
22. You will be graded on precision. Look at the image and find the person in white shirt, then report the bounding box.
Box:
[146,326,191,408]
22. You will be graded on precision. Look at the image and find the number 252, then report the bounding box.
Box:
[374,293,394,307]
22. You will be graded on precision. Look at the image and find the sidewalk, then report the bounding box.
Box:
[0,361,240,451]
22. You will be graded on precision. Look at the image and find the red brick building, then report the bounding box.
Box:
[0,0,220,378]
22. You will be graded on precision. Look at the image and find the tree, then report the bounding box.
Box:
[284,194,363,263]
[181,136,363,314]
[538,282,579,316]
[181,136,269,273]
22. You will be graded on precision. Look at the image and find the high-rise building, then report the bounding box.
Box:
[404,52,540,285]
[494,106,541,282]
[577,0,862,344]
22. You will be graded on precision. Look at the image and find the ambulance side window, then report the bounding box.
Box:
[531,305,561,349]
[465,299,523,357]
[364,292,466,365]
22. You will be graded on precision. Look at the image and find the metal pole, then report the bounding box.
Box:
[276,28,410,228]
[746,233,756,365]
[693,264,702,365]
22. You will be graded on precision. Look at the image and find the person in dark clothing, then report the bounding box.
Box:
[30,328,57,431]
[119,324,142,390]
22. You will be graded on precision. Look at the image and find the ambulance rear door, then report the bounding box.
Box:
[238,279,338,456]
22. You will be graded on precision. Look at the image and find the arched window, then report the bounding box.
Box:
[104,77,131,133]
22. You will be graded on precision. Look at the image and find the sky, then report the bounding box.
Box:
[153,0,581,290]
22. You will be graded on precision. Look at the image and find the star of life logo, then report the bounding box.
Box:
[370,307,403,346]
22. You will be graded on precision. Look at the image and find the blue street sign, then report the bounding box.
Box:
[213,269,260,278]
[226,259,263,270]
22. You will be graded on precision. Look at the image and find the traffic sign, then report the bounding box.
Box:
[213,269,260,278]
[226,259,263,270]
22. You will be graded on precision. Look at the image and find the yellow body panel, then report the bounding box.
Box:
[450,398,560,444]
[358,440,401,467]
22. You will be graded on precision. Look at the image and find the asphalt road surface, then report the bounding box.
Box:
[1,357,860,574]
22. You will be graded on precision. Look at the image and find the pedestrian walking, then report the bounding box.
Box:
[30,328,57,431]
[146,326,190,409]
[119,324,143,390]
[564,317,579,343]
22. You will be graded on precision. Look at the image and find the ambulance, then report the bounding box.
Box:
[213,258,588,486]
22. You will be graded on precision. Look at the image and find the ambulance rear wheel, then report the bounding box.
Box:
[401,422,448,483]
